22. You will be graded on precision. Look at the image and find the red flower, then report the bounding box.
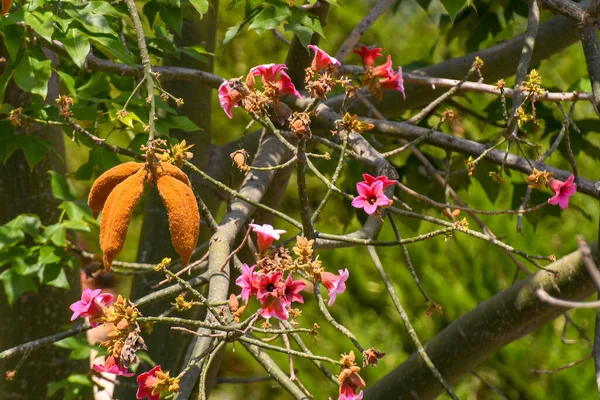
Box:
[307,45,340,72]
[235,264,259,304]
[250,63,288,83]
[321,269,349,306]
[381,66,406,100]
[218,81,242,119]
[548,174,577,210]
[372,55,393,78]
[136,366,162,400]
[257,271,289,321]
[249,223,287,253]
[70,288,113,327]
[283,274,306,304]
[361,173,397,189]
[353,45,382,68]
[351,180,392,215]
[92,355,134,377]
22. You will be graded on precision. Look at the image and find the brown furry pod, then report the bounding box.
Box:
[88,162,144,218]
[156,171,199,267]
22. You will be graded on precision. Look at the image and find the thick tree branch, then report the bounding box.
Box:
[365,242,599,400]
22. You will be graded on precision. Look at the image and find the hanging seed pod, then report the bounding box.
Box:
[156,162,192,187]
[156,173,199,267]
[88,162,144,218]
[100,168,147,271]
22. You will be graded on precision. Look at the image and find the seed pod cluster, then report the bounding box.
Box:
[89,161,199,271]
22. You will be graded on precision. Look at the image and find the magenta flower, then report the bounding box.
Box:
[249,223,287,253]
[353,45,382,68]
[321,269,349,306]
[92,355,134,377]
[70,288,113,327]
[250,63,288,83]
[332,392,364,400]
[275,71,302,98]
[235,264,259,304]
[548,174,577,210]
[362,173,397,189]
[283,274,306,304]
[257,271,289,320]
[381,66,406,100]
[372,55,394,78]
[218,81,242,119]
[307,45,341,72]
[136,365,162,400]
[351,180,392,215]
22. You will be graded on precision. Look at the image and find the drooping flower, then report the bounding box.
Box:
[284,274,306,304]
[249,223,287,253]
[70,288,114,326]
[92,355,134,377]
[218,81,242,119]
[548,174,577,210]
[257,271,289,320]
[136,365,180,400]
[339,363,366,398]
[235,264,259,304]
[351,180,392,215]
[307,45,340,72]
[336,392,364,400]
[353,45,382,68]
[361,173,397,189]
[372,55,393,78]
[381,67,406,100]
[321,269,349,306]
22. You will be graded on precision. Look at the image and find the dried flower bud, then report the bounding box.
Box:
[230,149,249,172]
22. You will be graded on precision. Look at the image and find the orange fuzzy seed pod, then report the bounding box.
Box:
[88,162,144,218]
[156,162,192,188]
[100,168,147,271]
[156,174,199,267]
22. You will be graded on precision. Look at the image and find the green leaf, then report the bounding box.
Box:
[89,35,135,67]
[24,11,54,42]
[65,5,113,35]
[0,224,24,251]
[0,65,15,107]
[49,170,77,201]
[38,245,61,265]
[4,214,41,238]
[61,28,90,68]
[189,0,208,16]
[0,268,37,306]
[54,337,96,360]
[62,219,91,232]
[56,69,77,96]
[0,24,23,61]
[249,4,290,33]
[158,5,182,35]
[285,8,323,47]
[163,115,201,132]
[440,0,469,21]
[38,264,70,289]
[43,223,67,247]
[73,147,121,180]
[13,54,52,99]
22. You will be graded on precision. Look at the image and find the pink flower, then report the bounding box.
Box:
[136,365,162,400]
[351,180,392,215]
[353,45,382,68]
[276,71,302,98]
[331,391,364,400]
[218,81,241,119]
[92,355,134,377]
[307,45,340,72]
[70,288,113,327]
[548,174,577,210]
[283,274,306,304]
[257,271,289,320]
[362,173,397,189]
[321,269,349,306]
[250,63,288,83]
[381,66,405,100]
[249,223,287,253]
[235,264,259,304]
[372,55,394,78]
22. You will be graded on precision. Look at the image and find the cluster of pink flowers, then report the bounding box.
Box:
[548,174,576,210]
[351,174,397,215]
[69,288,113,327]
[236,264,306,320]
[353,45,405,100]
